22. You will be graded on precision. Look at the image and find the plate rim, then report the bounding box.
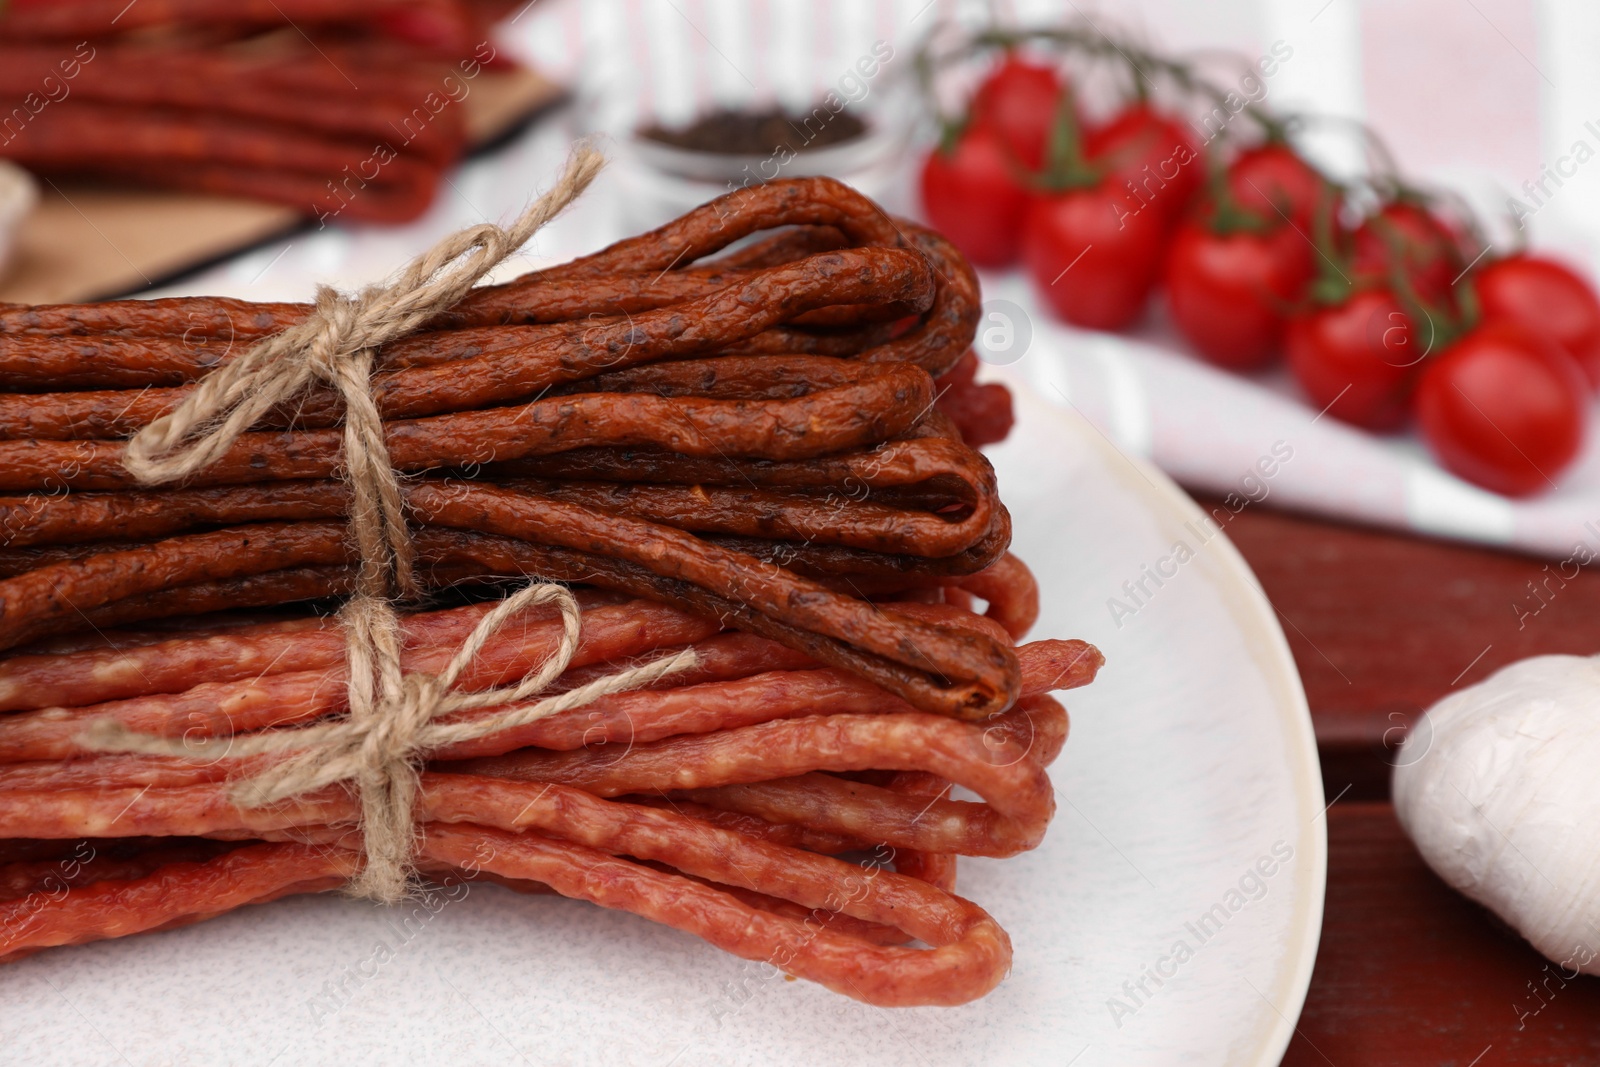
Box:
[998,368,1329,1064]
[4,372,1330,1066]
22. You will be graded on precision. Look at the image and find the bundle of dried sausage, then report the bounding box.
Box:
[0,3,503,221]
[0,0,489,52]
[0,175,1095,1006]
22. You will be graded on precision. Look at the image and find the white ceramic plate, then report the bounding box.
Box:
[2,376,1325,1067]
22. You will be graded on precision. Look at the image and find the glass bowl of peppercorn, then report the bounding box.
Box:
[617,78,914,230]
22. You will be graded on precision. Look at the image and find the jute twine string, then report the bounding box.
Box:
[87,144,699,902]
[124,146,604,598]
[90,587,696,900]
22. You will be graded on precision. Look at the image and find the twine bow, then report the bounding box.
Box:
[89,585,695,901]
[90,144,698,902]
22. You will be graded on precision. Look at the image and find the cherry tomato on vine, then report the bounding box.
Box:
[1022,182,1167,330]
[1084,103,1205,227]
[1472,253,1600,390]
[1415,320,1589,496]
[1350,201,1465,309]
[1164,213,1315,368]
[1226,143,1336,229]
[919,123,1031,268]
[1286,289,1419,430]
[972,55,1070,172]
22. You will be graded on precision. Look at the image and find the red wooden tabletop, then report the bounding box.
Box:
[1206,499,1600,1065]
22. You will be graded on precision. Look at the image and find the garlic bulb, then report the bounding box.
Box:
[1394,654,1600,976]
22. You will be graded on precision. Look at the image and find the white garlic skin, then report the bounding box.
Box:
[1393,654,1600,975]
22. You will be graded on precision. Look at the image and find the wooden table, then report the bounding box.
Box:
[1208,501,1600,1065]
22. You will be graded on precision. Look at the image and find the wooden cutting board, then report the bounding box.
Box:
[0,66,564,306]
